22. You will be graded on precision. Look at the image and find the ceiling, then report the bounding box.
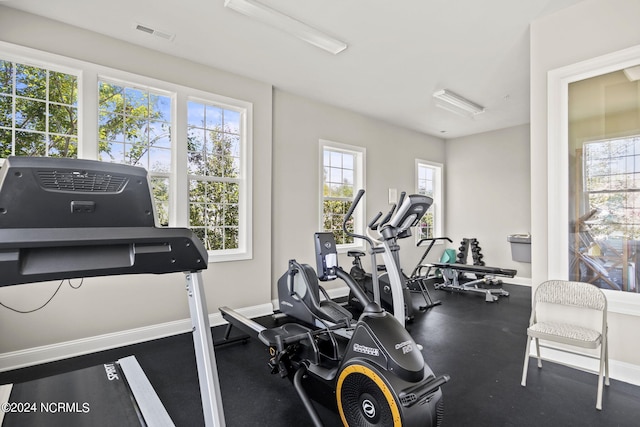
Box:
[2,0,586,138]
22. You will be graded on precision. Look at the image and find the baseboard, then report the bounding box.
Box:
[530,343,640,386]
[0,303,274,373]
[509,276,532,286]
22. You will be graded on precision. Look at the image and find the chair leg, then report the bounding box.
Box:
[605,337,610,387]
[597,345,605,410]
[535,337,542,368]
[521,335,532,386]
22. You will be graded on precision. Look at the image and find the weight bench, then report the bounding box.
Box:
[431,263,516,302]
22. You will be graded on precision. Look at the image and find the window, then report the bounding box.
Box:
[187,100,243,252]
[0,59,78,158]
[415,160,443,241]
[0,45,252,262]
[320,140,365,248]
[574,135,640,291]
[98,79,172,226]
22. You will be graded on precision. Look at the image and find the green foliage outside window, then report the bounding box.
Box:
[0,60,78,158]
[187,101,241,251]
[322,149,356,245]
[1,58,246,253]
[98,80,171,226]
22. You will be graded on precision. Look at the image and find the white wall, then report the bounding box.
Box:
[272,90,445,293]
[0,7,447,367]
[445,124,532,281]
[0,8,273,360]
[531,0,640,378]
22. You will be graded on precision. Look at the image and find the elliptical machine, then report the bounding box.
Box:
[219,189,448,426]
[347,191,433,325]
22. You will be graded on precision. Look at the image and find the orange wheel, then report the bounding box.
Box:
[336,364,402,426]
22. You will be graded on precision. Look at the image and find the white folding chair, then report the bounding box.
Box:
[521,280,609,410]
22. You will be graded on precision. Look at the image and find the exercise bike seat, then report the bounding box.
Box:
[296,263,353,324]
[286,263,353,325]
[259,323,312,347]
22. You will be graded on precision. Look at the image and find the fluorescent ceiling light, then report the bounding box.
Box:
[433,89,485,116]
[224,0,347,54]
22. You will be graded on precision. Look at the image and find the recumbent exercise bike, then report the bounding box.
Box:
[219,189,449,426]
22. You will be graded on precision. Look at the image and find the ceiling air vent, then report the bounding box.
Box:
[134,23,175,41]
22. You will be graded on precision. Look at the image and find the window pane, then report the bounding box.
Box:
[150,93,171,122]
[48,135,77,158]
[49,71,77,105]
[150,120,171,148]
[151,177,169,227]
[187,101,204,127]
[149,147,171,173]
[0,61,13,94]
[125,87,149,114]
[15,98,45,130]
[49,104,77,135]
[206,105,222,129]
[15,130,45,156]
[16,64,46,99]
[0,95,12,127]
[224,110,240,134]
[99,82,124,113]
[0,128,11,157]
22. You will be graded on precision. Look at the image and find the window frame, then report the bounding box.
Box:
[415,159,444,244]
[0,50,83,162]
[319,139,366,252]
[0,41,253,263]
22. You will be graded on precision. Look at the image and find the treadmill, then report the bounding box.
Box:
[0,156,225,427]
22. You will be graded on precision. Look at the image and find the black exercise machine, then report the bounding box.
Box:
[403,237,452,310]
[0,156,224,426]
[346,191,436,324]
[219,189,449,427]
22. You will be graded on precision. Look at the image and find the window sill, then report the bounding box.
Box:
[207,250,252,263]
[604,288,640,316]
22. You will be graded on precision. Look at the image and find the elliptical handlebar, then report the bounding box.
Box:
[342,189,374,248]
[367,212,383,230]
[374,204,396,230]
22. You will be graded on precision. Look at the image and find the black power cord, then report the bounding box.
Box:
[0,278,84,313]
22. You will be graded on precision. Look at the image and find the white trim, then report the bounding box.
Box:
[547,44,640,315]
[509,276,532,287]
[529,343,640,386]
[0,303,273,373]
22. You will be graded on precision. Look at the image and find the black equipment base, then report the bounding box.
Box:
[0,356,172,427]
